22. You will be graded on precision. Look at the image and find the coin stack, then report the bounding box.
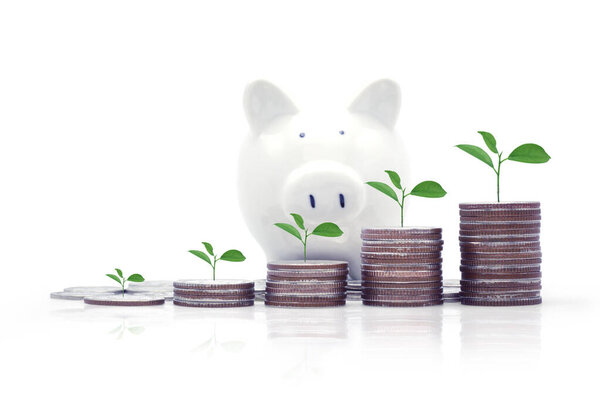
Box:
[173,279,255,308]
[265,260,348,307]
[360,227,444,307]
[459,202,542,306]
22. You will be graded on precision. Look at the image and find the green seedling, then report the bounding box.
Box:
[189,242,246,280]
[456,131,551,202]
[106,268,145,296]
[366,170,447,227]
[274,213,343,262]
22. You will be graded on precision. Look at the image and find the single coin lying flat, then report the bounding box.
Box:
[84,294,165,306]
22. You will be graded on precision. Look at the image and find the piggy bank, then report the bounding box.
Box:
[238,79,407,279]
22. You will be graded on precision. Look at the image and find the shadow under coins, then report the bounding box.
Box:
[460,304,542,363]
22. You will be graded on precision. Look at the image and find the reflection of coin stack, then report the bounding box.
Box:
[265,261,348,307]
[459,202,542,306]
[173,279,255,308]
[360,228,444,307]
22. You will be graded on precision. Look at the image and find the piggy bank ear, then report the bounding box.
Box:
[348,79,401,130]
[243,80,298,134]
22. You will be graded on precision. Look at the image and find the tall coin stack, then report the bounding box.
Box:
[265,260,348,307]
[173,279,255,308]
[360,227,444,307]
[459,202,542,306]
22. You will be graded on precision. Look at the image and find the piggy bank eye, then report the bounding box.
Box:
[299,132,305,138]
[339,130,345,135]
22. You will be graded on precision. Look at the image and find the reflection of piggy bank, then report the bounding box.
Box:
[238,79,407,279]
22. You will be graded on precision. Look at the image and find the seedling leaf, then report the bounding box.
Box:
[220,249,246,262]
[410,181,447,198]
[202,242,214,256]
[189,250,213,265]
[366,181,399,202]
[106,274,122,285]
[456,144,494,168]
[507,143,551,163]
[115,268,123,278]
[274,223,302,241]
[478,131,498,154]
[290,213,305,230]
[384,170,402,189]
[312,222,344,237]
[127,273,145,282]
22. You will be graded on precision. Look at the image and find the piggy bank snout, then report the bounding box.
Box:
[282,161,366,223]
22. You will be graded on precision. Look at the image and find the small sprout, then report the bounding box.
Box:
[274,213,344,262]
[106,268,144,297]
[189,242,246,280]
[456,131,551,202]
[366,170,447,227]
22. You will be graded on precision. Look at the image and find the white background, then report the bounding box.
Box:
[1,0,599,398]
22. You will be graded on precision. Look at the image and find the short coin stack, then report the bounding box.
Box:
[265,260,348,307]
[360,227,444,307]
[459,202,542,306]
[173,279,255,308]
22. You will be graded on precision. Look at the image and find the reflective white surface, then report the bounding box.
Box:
[3,295,596,399]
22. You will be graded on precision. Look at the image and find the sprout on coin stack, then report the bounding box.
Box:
[363,170,447,307]
[268,214,348,307]
[455,131,550,306]
[174,243,254,308]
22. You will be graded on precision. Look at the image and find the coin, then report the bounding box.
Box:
[461,251,542,260]
[127,280,173,288]
[461,215,541,222]
[84,294,165,306]
[63,286,121,294]
[360,252,442,261]
[362,269,442,279]
[362,287,443,296]
[361,245,443,253]
[266,280,347,290]
[265,286,346,295]
[50,291,86,300]
[459,235,540,242]
[173,292,255,301]
[361,239,444,247]
[173,299,254,308]
[361,233,442,241]
[460,290,540,299]
[460,209,541,217]
[264,299,345,307]
[461,257,542,266]
[267,270,348,280]
[461,271,542,280]
[362,293,442,301]
[460,279,542,290]
[174,287,254,296]
[361,263,442,271]
[460,265,541,273]
[129,291,174,300]
[459,243,541,252]
[267,260,348,270]
[461,297,542,306]
[362,227,442,235]
[459,202,540,210]
[173,279,254,290]
[362,299,443,307]
[265,293,347,302]
[361,281,442,289]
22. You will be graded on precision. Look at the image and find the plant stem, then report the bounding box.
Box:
[399,188,407,227]
[496,153,502,202]
[303,230,308,261]
[212,256,217,280]
[121,279,125,297]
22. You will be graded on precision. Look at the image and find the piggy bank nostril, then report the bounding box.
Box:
[309,194,315,208]
[339,194,345,208]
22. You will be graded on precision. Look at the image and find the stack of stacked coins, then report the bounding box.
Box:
[360,227,444,307]
[173,279,255,308]
[265,260,348,307]
[459,202,542,306]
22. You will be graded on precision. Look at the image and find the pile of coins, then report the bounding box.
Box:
[265,260,348,307]
[459,202,542,306]
[173,279,255,308]
[360,227,444,307]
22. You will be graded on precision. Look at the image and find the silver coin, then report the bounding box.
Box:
[173,279,254,290]
[50,291,86,300]
[129,291,174,300]
[63,286,121,294]
[84,294,165,306]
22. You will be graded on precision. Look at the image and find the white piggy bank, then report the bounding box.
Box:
[238,79,408,279]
